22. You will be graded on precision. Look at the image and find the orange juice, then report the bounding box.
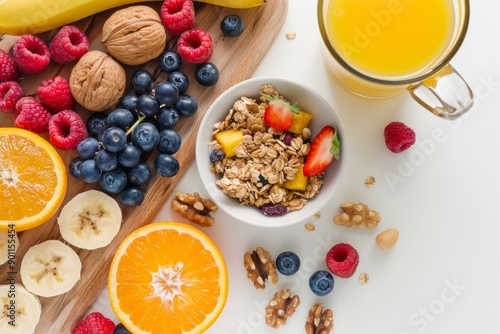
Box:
[326,0,455,78]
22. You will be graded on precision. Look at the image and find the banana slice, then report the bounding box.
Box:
[20,239,81,298]
[0,231,18,265]
[0,284,41,334]
[57,190,122,250]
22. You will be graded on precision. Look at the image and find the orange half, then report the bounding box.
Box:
[0,127,67,231]
[108,222,228,334]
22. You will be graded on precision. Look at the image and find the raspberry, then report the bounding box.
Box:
[0,50,19,82]
[384,121,416,153]
[72,312,115,334]
[325,243,359,278]
[14,97,51,133]
[0,81,25,113]
[177,28,213,63]
[12,34,51,74]
[161,0,196,36]
[49,110,88,150]
[49,25,90,64]
[37,76,75,112]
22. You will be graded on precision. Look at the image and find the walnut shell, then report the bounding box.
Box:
[69,50,126,111]
[101,5,167,65]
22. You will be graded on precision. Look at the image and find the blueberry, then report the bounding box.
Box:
[100,167,127,194]
[120,186,145,207]
[174,94,198,117]
[158,50,182,73]
[131,122,160,151]
[107,108,135,131]
[131,69,153,95]
[209,149,225,163]
[80,159,102,183]
[157,106,179,128]
[120,94,138,112]
[114,323,132,334]
[309,270,334,296]
[194,62,219,86]
[220,14,244,37]
[157,128,181,155]
[154,82,179,105]
[126,162,152,186]
[77,137,99,159]
[137,93,159,117]
[95,149,118,172]
[86,112,108,138]
[101,127,127,152]
[276,251,301,276]
[117,143,141,168]
[167,71,189,94]
[154,154,179,177]
[68,156,84,179]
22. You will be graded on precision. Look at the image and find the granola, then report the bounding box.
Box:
[209,84,324,215]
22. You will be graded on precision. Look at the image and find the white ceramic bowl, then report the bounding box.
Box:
[196,77,345,228]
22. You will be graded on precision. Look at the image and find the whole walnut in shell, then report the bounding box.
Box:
[101,5,167,65]
[69,50,126,111]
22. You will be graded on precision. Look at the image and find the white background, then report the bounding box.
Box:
[92,0,500,333]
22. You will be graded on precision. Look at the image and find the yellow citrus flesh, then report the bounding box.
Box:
[0,127,67,231]
[108,222,228,334]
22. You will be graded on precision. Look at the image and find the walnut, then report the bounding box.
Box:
[333,202,381,228]
[101,5,167,65]
[305,303,334,334]
[243,247,278,289]
[69,50,125,111]
[171,192,218,227]
[265,289,300,328]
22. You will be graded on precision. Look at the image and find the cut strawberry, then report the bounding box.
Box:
[263,95,299,131]
[303,125,340,177]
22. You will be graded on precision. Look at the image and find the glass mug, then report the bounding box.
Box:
[317,0,474,120]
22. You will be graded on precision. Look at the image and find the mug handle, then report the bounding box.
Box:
[407,64,474,120]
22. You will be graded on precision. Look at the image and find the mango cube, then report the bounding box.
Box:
[288,110,314,134]
[283,164,309,191]
[214,128,243,158]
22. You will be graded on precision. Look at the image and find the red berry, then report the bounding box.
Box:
[37,75,75,112]
[384,121,416,153]
[14,97,51,133]
[49,25,90,64]
[72,312,115,334]
[48,110,87,150]
[0,50,19,82]
[325,243,359,278]
[177,28,213,63]
[303,125,340,177]
[161,0,196,36]
[0,81,25,113]
[12,34,51,74]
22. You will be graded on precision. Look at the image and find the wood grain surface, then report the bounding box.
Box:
[0,0,288,332]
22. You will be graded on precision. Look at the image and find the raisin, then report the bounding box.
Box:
[283,131,293,146]
[261,203,287,216]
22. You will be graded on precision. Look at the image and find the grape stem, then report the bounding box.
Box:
[126,115,146,137]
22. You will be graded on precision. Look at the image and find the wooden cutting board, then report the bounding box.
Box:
[0,0,288,332]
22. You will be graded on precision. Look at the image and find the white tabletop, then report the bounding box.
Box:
[91,0,500,333]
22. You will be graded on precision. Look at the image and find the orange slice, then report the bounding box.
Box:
[0,127,67,231]
[108,221,228,334]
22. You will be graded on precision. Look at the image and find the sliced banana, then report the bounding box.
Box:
[0,231,18,265]
[20,239,81,298]
[0,284,41,334]
[57,190,122,250]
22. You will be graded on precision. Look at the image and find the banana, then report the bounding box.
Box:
[20,239,81,298]
[0,284,42,334]
[0,0,267,35]
[57,190,122,250]
[0,231,18,265]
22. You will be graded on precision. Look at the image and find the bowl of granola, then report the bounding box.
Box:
[196,77,345,227]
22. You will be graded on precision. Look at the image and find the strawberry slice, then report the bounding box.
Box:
[303,125,340,177]
[263,95,299,131]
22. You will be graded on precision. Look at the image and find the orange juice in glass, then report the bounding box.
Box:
[318,0,473,120]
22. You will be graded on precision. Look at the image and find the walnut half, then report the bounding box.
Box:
[333,202,381,228]
[171,192,218,227]
[265,289,300,328]
[305,303,334,334]
[243,247,278,289]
